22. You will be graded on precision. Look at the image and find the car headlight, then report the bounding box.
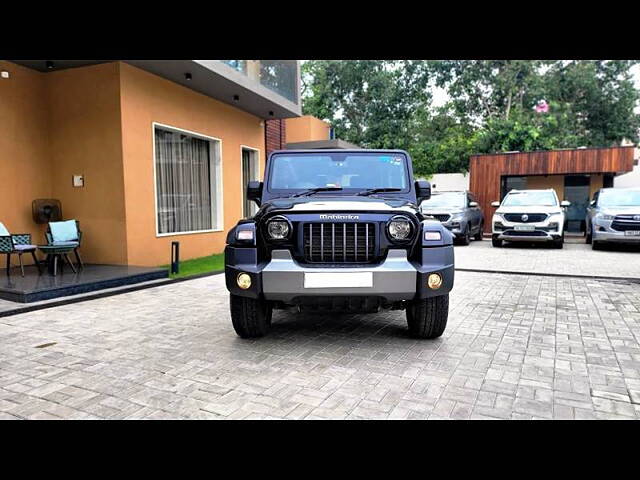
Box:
[449,213,464,221]
[492,213,503,223]
[387,215,412,241]
[596,213,614,221]
[266,216,291,240]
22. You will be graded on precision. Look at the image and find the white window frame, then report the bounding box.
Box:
[240,145,261,218]
[152,122,224,237]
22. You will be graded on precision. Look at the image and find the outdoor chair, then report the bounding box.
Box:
[46,220,84,269]
[0,222,42,277]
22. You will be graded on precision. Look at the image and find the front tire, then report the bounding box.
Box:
[230,294,272,338]
[492,237,503,248]
[458,227,471,246]
[406,294,449,339]
[473,222,484,241]
[552,236,564,249]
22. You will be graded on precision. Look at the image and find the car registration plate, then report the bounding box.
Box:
[304,272,373,288]
[624,230,640,236]
[514,225,535,231]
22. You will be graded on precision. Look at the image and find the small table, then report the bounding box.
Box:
[37,245,78,276]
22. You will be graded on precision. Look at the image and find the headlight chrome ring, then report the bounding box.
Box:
[266,215,292,240]
[387,215,413,242]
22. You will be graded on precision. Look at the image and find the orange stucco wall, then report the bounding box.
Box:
[285,115,330,143]
[0,61,51,249]
[47,63,128,264]
[118,62,265,266]
[1,60,266,267]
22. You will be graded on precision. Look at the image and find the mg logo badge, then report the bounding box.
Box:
[521,214,529,222]
[634,215,640,221]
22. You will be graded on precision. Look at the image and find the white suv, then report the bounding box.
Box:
[491,189,570,249]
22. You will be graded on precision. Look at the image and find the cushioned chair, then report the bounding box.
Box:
[0,222,42,277]
[46,220,84,269]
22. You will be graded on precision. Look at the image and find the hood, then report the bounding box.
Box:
[495,205,563,215]
[598,206,640,215]
[421,206,464,215]
[259,196,418,217]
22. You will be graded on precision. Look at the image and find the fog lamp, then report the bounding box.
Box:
[237,273,252,290]
[427,273,443,290]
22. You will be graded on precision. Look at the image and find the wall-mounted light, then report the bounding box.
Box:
[268,111,274,117]
[0,71,9,79]
[233,94,239,101]
[45,61,54,70]
[184,72,192,81]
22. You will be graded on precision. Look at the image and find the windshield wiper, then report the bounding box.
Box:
[356,188,402,196]
[290,187,343,198]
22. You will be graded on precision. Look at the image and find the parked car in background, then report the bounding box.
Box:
[420,191,484,245]
[586,187,640,250]
[491,189,570,249]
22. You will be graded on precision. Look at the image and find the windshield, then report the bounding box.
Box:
[268,153,409,193]
[598,190,640,207]
[422,192,465,209]
[502,191,557,207]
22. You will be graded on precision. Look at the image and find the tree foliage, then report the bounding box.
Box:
[302,60,640,177]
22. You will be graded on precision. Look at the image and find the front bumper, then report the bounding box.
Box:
[225,247,454,303]
[494,231,561,242]
[593,230,640,243]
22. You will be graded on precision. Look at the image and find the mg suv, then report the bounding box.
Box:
[586,187,640,250]
[420,190,484,245]
[225,150,455,339]
[491,189,570,248]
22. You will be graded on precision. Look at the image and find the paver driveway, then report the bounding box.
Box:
[1,271,640,419]
[455,239,640,279]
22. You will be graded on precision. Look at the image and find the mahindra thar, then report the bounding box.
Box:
[225,150,454,339]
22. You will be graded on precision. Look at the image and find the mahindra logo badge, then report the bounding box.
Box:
[634,215,640,221]
[319,214,360,220]
[521,214,529,222]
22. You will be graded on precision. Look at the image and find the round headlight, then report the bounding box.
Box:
[267,217,290,240]
[388,216,412,241]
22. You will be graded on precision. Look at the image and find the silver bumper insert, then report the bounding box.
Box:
[262,249,417,302]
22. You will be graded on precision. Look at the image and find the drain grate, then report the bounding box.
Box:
[34,342,57,349]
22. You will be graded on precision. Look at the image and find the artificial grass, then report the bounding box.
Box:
[162,252,225,279]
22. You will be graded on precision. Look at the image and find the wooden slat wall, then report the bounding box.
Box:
[469,146,636,223]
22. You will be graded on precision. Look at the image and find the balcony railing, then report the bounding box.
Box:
[219,60,298,104]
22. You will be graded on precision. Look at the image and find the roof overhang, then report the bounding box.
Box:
[10,60,301,120]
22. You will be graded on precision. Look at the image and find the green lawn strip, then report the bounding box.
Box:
[161,252,225,279]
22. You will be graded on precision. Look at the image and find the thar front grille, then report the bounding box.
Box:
[304,222,376,263]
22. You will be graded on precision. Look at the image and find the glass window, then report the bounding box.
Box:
[598,189,640,207]
[268,153,409,192]
[421,192,466,208]
[502,191,558,207]
[154,126,222,235]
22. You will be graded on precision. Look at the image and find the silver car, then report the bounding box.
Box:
[586,188,640,250]
[420,191,484,245]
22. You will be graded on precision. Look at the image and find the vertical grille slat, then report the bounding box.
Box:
[303,222,376,264]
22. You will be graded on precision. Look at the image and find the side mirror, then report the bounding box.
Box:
[415,180,431,203]
[561,200,571,207]
[247,181,263,207]
[469,201,479,208]
[589,200,596,206]
[491,201,500,208]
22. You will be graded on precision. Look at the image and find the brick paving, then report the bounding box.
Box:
[456,239,640,279]
[1,271,640,419]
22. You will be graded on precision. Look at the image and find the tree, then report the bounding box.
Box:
[301,60,640,177]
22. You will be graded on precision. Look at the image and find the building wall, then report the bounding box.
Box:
[47,63,129,265]
[285,115,330,143]
[118,62,266,266]
[428,173,469,192]
[0,61,52,247]
[470,147,635,221]
[265,119,286,156]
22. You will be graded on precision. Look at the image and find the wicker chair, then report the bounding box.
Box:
[0,223,42,277]
[46,220,84,269]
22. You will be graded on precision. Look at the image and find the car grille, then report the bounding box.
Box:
[428,214,451,222]
[611,215,640,231]
[503,213,548,223]
[503,230,547,237]
[303,222,376,263]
